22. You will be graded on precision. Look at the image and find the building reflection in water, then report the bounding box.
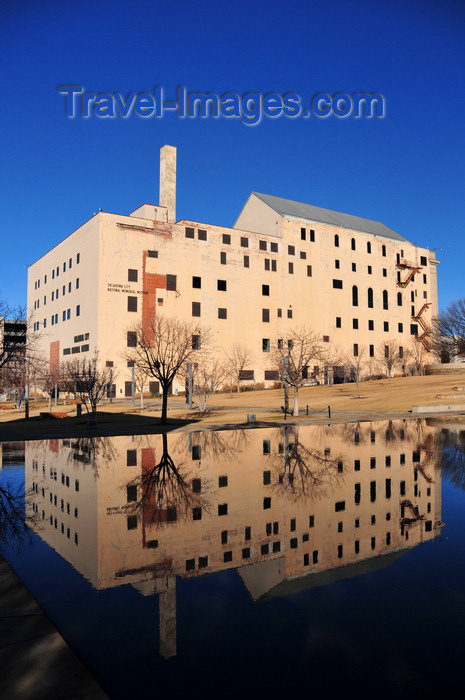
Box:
[24,420,442,659]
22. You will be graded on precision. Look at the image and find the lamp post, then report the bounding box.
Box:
[283,355,289,420]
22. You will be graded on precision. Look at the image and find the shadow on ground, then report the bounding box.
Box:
[0,412,199,442]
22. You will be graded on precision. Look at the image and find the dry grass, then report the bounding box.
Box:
[1,373,465,437]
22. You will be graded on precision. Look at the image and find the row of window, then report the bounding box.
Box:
[32,305,81,331]
[33,254,81,289]
[33,279,81,309]
[185,227,319,250]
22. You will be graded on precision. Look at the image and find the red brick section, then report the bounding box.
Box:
[49,439,59,453]
[49,340,60,375]
[142,251,166,343]
[140,446,167,546]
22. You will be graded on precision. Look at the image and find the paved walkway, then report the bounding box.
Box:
[0,555,108,700]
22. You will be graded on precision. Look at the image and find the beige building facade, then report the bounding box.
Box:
[27,146,439,397]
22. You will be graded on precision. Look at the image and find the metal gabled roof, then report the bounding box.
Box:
[251,191,409,242]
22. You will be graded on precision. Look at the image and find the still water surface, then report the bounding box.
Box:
[1,419,465,698]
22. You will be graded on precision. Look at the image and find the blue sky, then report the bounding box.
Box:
[1,0,464,312]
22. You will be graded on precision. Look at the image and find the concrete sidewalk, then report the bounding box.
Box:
[0,556,108,700]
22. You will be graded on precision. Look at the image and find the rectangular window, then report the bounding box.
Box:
[218,504,228,516]
[353,318,359,329]
[369,344,374,357]
[166,274,177,291]
[198,229,207,241]
[287,309,293,319]
[192,302,201,317]
[259,240,267,251]
[262,284,269,296]
[217,279,227,291]
[220,251,227,264]
[384,321,389,332]
[222,233,231,244]
[127,485,137,502]
[127,331,137,347]
[288,262,294,274]
[270,242,278,253]
[368,320,374,330]
[336,317,341,328]
[300,251,307,259]
[76,305,80,317]
[192,335,201,350]
[335,259,340,269]
[244,255,250,268]
[128,269,138,282]
[192,276,201,288]
[307,265,312,277]
[76,253,80,264]
[262,309,270,322]
[353,343,358,357]
[333,279,343,289]
[398,323,403,332]
[352,262,356,272]
[218,475,228,487]
[262,338,270,352]
[240,237,249,248]
[185,227,195,238]
[127,296,137,312]
[218,308,227,319]
[288,245,295,256]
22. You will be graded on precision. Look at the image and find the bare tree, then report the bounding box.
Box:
[406,338,428,375]
[0,299,28,404]
[344,346,368,397]
[438,298,465,359]
[126,316,212,424]
[62,353,112,417]
[270,328,323,416]
[377,340,402,381]
[224,344,254,393]
[179,357,227,412]
[0,298,26,370]
[132,363,150,408]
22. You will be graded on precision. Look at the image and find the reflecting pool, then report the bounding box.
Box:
[1,419,465,698]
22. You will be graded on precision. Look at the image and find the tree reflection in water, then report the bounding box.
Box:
[126,432,211,525]
[0,481,39,548]
[269,425,344,502]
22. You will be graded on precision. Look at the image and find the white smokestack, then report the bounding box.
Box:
[159,145,176,223]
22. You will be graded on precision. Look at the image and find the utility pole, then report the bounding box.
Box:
[131,363,135,406]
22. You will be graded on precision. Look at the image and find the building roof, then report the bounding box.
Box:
[251,191,409,243]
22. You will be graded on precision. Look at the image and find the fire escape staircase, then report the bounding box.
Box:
[412,302,432,351]
[396,259,422,288]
